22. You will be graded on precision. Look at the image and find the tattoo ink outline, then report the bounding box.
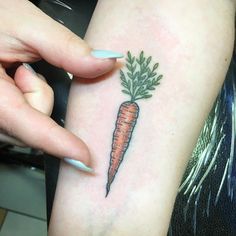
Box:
[106,51,162,197]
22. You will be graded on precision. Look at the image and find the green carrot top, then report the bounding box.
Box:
[120,51,163,102]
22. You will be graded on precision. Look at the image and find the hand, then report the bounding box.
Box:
[0,0,122,170]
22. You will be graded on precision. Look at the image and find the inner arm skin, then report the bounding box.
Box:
[49,1,235,235]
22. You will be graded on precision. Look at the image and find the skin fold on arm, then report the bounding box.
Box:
[49,0,235,235]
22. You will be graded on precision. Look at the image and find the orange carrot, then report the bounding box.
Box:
[105,51,162,196]
[106,101,139,196]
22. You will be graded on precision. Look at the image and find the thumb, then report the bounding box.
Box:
[21,2,123,78]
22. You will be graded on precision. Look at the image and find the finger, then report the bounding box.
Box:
[0,66,90,165]
[14,64,54,115]
[0,64,25,145]
[18,1,123,78]
[2,100,91,165]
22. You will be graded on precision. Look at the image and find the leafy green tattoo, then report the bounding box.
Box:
[106,51,163,197]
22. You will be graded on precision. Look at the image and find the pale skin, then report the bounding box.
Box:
[0,0,234,235]
[0,0,118,164]
[49,0,236,235]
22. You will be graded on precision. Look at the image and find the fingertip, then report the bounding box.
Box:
[77,49,124,78]
[81,57,117,79]
[91,50,124,59]
[63,158,94,173]
[62,55,118,79]
[67,137,92,166]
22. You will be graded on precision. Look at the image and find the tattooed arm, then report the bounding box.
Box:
[49,0,235,235]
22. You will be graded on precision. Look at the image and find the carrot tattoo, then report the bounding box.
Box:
[106,51,163,197]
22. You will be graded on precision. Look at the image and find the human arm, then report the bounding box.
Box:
[49,0,236,235]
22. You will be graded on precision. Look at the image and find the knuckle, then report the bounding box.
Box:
[37,79,54,100]
[43,82,54,98]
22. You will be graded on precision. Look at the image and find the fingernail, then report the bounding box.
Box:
[64,158,93,173]
[23,63,37,75]
[91,50,124,59]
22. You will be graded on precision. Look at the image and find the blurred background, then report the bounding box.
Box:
[0,147,46,236]
[0,1,235,235]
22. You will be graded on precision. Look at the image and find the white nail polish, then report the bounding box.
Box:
[64,158,93,173]
[22,63,37,75]
[91,50,124,59]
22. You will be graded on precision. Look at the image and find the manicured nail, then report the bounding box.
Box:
[64,158,93,173]
[23,63,37,75]
[91,50,124,59]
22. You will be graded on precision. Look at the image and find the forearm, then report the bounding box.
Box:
[49,1,235,235]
